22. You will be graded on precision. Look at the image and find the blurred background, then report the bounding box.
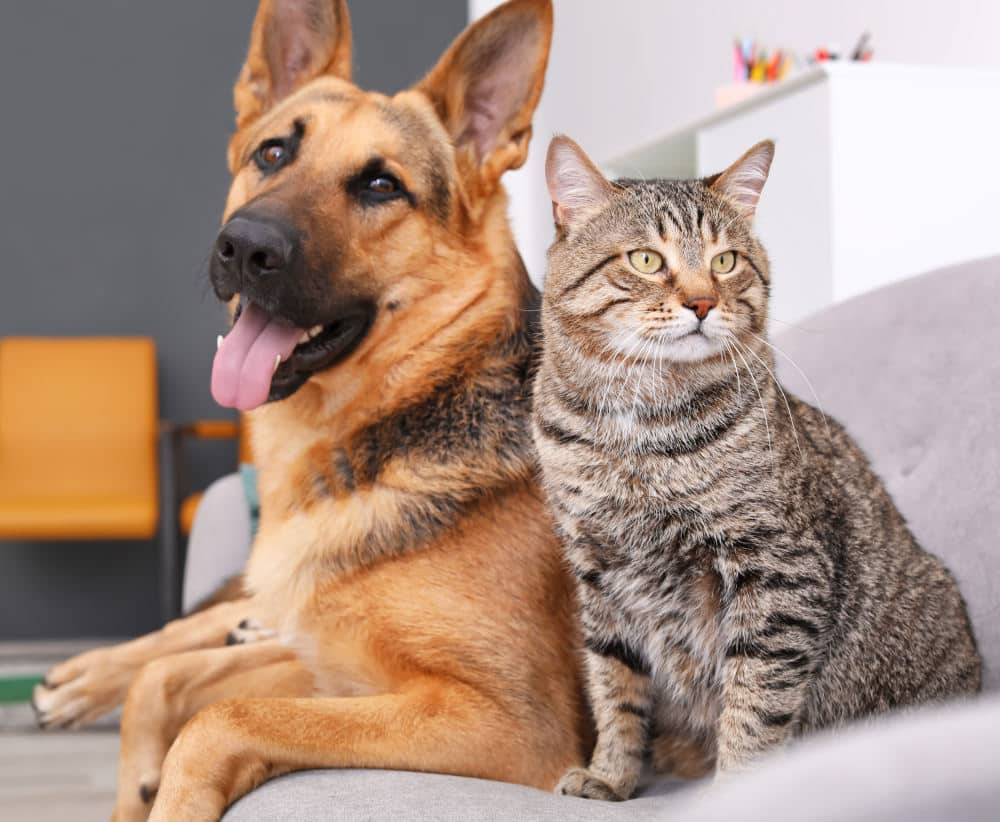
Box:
[1,0,998,639]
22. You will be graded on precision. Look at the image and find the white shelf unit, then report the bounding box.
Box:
[605,64,1000,324]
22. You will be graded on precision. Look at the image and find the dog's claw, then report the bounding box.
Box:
[31,685,49,728]
[139,783,158,804]
[226,619,277,646]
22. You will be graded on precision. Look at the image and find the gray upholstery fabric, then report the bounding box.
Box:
[226,694,1000,821]
[223,257,1000,820]
[182,473,251,614]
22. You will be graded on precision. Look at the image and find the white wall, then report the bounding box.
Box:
[472,0,1000,283]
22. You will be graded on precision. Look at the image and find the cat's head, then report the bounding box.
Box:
[543,136,774,367]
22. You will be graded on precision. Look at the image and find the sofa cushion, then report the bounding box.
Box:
[225,693,1000,821]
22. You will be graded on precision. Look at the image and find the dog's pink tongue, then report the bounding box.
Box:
[211,302,304,411]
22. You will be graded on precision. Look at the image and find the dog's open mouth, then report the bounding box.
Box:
[211,299,372,410]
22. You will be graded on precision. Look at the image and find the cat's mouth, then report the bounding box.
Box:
[645,327,722,364]
[663,326,713,344]
[605,324,724,365]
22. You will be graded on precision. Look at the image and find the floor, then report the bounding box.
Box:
[0,640,121,822]
[0,731,119,822]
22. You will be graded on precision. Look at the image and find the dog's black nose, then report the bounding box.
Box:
[215,217,293,281]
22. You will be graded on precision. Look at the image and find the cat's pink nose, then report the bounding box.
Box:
[683,297,717,320]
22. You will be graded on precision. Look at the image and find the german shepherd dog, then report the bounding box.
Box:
[31,1,589,818]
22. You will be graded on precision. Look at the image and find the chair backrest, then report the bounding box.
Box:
[0,337,158,449]
[238,415,253,464]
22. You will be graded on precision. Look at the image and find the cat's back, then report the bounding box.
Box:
[781,393,983,716]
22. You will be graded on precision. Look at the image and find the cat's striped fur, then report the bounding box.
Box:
[533,137,982,800]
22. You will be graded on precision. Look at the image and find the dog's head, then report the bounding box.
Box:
[209,0,552,411]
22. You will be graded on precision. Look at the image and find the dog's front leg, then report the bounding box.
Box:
[33,598,255,730]
[148,680,547,822]
[112,641,312,822]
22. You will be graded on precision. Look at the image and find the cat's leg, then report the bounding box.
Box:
[557,591,653,801]
[715,558,828,772]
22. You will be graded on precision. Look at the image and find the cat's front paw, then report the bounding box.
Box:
[556,767,625,801]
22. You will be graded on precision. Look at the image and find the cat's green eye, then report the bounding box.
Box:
[628,249,663,275]
[711,250,737,275]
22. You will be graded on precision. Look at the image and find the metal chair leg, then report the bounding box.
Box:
[158,425,183,621]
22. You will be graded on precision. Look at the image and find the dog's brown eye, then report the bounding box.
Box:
[368,176,398,195]
[253,121,303,174]
[262,145,285,167]
[350,162,411,206]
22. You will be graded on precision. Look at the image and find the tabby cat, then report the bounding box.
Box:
[533,136,982,800]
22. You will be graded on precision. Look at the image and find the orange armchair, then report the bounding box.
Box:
[0,337,241,620]
[0,337,159,540]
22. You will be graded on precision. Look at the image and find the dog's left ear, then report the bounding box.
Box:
[234,0,353,132]
[417,0,553,206]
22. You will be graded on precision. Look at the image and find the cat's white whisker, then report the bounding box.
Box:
[748,331,833,442]
[734,338,803,460]
[730,340,774,473]
[607,327,644,413]
[730,309,820,335]
[721,337,742,402]
[634,336,658,413]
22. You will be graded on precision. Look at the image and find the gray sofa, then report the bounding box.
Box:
[220,256,1000,821]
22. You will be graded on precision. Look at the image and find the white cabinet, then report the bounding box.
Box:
[604,64,1000,324]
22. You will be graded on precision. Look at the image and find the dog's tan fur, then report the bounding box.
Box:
[33,2,589,819]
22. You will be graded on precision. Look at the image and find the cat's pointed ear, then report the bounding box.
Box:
[234,0,353,131]
[711,140,775,220]
[546,135,617,231]
[416,0,552,203]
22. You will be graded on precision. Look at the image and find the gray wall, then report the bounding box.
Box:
[0,0,466,639]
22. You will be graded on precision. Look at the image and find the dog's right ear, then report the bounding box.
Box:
[233,0,353,131]
[416,0,553,214]
[546,136,617,233]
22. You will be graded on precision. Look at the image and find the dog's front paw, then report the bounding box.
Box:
[33,646,130,729]
[556,767,624,801]
[225,618,276,646]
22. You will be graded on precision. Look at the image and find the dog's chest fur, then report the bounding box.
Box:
[243,325,541,673]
